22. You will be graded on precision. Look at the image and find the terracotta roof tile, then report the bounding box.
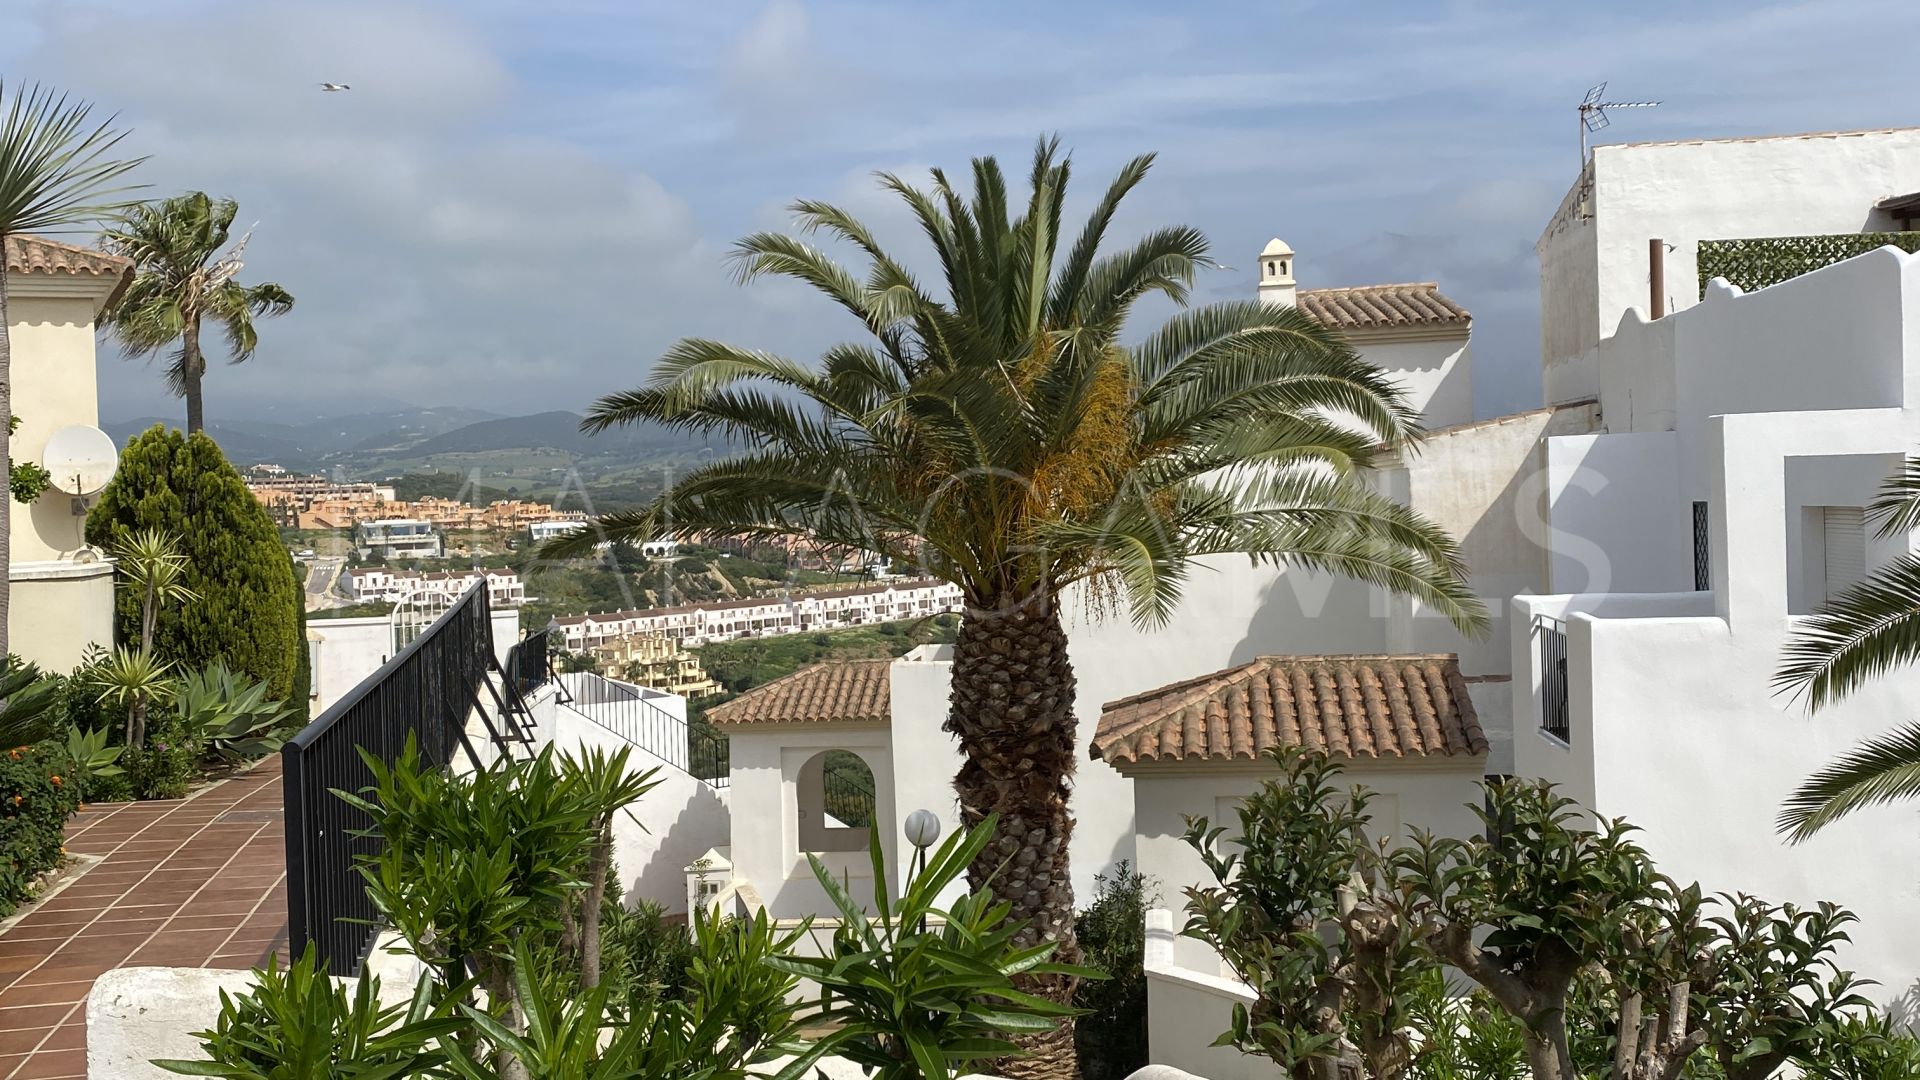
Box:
[3,235,132,305]
[1091,654,1487,767]
[1297,283,1470,332]
[707,659,891,727]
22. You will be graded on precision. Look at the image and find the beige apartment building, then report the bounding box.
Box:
[4,236,134,673]
[588,631,720,699]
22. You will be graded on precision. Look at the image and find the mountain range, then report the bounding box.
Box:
[104,406,716,480]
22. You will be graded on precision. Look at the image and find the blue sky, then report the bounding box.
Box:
[6,0,1920,425]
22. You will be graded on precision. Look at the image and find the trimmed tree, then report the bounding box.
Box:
[85,426,302,699]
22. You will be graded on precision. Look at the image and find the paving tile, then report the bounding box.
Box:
[0,1004,73,1033]
[8,1047,85,1078]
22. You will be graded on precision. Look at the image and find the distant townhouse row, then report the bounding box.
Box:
[552,578,963,650]
[345,566,525,608]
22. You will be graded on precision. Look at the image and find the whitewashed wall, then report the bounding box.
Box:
[724,723,898,920]
[1512,246,1920,1004]
[1538,126,1920,388]
[537,694,731,914]
[1352,336,1472,429]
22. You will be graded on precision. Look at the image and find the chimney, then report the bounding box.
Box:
[1257,238,1296,308]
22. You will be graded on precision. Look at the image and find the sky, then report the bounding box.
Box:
[6,0,1920,427]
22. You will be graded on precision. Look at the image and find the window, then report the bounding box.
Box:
[1537,616,1569,744]
[1692,501,1710,591]
[1821,506,1867,602]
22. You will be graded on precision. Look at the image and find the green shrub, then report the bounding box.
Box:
[155,945,455,1079]
[599,884,694,1017]
[0,741,81,916]
[123,715,198,800]
[85,427,303,699]
[1074,862,1153,1080]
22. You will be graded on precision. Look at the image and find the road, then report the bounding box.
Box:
[303,556,345,607]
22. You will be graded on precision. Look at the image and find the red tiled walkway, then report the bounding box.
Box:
[0,760,289,1079]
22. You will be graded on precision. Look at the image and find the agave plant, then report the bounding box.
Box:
[89,645,174,749]
[175,659,298,763]
[63,724,124,799]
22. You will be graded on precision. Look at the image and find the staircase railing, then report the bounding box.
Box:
[563,671,729,788]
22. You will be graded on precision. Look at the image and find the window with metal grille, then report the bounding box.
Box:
[1692,501,1710,591]
[1538,616,1570,744]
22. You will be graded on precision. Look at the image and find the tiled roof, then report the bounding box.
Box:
[707,659,891,727]
[1297,283,1470,332]
[1091,654,1487,767]
[4,235,132,305]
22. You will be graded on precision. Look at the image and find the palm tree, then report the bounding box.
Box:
[90,645,174,750]
[101,192,294,434]
[0,80,142,659]
[558,140,1486,1079]
[1777,458,1920,839]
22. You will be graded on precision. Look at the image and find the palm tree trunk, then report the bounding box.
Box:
[181,315,205,435]
[0,261,11,661]
[946,591,1081,1080]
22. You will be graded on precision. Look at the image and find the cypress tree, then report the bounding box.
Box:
[85,426,302,699]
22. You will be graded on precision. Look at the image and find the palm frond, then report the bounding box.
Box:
[0,79,145,234]
[1778,721,1920,841]
[1868,456,1920,538]
[1775,553,1920,710]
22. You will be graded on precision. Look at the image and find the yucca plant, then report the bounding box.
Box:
[89,644,173,749]
[1777,458,1920,838]
[556,139,1485,1076]
[0,656,61,748]
[111,527,198,654]
[0,80,144,659]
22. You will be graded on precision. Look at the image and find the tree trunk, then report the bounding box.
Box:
[946,591,1081,1080]
[181,315,204,434]
[0,265,12,661]
[580,821,612,988]
[1522,1010,1575,1080]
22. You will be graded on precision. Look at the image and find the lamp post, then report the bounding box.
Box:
[904,809,941,934]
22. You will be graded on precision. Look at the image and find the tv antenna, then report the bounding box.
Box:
[1578,83,1660,165]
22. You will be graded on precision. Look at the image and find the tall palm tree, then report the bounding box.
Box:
[557,140,1486,1079]
[101,191,294,434]
[0,80,142,659]
[1777,458,1920,840]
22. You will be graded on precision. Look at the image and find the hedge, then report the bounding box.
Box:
[85,427,304,699]
[1698,231,1920,298]
[0,743,81,916]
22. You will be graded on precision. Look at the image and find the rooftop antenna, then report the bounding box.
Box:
[1579,83,1661,166]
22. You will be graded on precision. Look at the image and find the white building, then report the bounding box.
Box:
[355,518,443,560]
[344,566,524,608]
[1537,125,1920,404]
[551,578,963,651]
[528,519,586,544]
[517,125,1920,1077]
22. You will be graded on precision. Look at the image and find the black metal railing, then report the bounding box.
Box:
[823,758,876,828]
[564,672,729,788]
[282,582,511,976]
[504,626,553,696]
[1692,500,1711,592]
[1537,615,1571,745]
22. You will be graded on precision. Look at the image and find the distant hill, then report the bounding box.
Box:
[402,410,707,458]
[106,417,315,470]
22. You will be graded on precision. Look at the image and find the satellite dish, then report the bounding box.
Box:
[42,425,119,496]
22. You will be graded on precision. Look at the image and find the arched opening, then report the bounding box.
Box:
[1266,260,1275,276]
[797,750,877,853]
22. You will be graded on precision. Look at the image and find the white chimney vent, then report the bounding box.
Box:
[1258,237,1296,308]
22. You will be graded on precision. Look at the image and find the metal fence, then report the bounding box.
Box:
[563,671,730,788]
[1537,615,1570,745]
[282,582,510,976]
[823,758,876,827]
[504,626,553,697]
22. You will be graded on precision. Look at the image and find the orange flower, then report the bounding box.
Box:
[10,796,19,806]
[7,751,18,761]
[48,776,60,786]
